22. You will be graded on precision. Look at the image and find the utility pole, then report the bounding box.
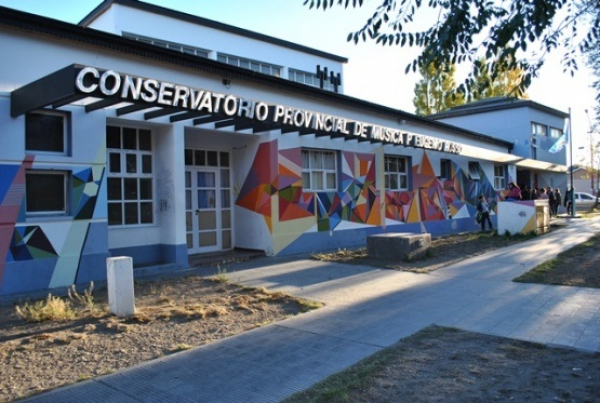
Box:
[569,108,575,216]
[585,109,597,195]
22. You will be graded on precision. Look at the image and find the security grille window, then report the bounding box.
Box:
[440,159,452,180]
[25,171,68,215]
[289,69,333,90]
[25,111,68,154]
[301,149,337,191]
[217,53,281,77]
[385,156,409,190]
[468,161,481,180]
[532,122,547,136]
[494,165,506,190]
[122,32,210,58]
[550,127,562,138]
[107,126,154,226]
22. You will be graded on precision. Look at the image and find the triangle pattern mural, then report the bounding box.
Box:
[9,226,58,261]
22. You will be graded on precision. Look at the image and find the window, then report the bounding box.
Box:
[122,32,210,58]
[468,161,481,180]
[217,53,281,77]
[531,122,547,136]
[494,165,506,190]
[440,159,452,180]
[289,69,334,91]
[385,156,409,190]
[25,171,68,215]
[25,111,68,154]
[301,149,337,191]
[107,126,154,226]
[550,127,562,138]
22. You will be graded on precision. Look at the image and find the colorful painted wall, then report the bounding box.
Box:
[236,139,500,255]
[0,157,108,296]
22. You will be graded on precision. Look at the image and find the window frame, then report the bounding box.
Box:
[440,159,452,180]
[384,155,410,191]
[468,161,481,181]
[289,69,334,91]
[531,122,548,137]
[493,164,506,190]
[301,149,338,192]
[107,126,155,227]
[549,127,562,139]
[25,170,69,216]
[25,110,70,156]
[122,32,210,58]
[217,53,281,77]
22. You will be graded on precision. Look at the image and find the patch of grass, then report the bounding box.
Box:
[213,265,229,283]
[173,343,192,352]
[15,294,76,322]
[514,233,600,287]
[68,283,103,316]
[283,326,454,403]
[312,248,367,261]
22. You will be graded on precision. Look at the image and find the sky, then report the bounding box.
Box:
[0,0,597,161]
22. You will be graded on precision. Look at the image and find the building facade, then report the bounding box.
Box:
[0,1,568,296]
[431,97,569,191]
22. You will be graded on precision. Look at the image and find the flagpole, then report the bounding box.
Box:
[569,107,575,216]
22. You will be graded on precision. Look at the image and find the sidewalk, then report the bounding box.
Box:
[23,216,600,402]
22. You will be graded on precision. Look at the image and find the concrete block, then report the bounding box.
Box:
[107,256,136,317]
[367,232,431,260]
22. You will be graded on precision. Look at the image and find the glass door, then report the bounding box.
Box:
[185,149,232,254]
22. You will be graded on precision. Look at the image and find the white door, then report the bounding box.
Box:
[185,149,232,254]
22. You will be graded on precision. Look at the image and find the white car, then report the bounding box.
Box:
[574,192,598,210]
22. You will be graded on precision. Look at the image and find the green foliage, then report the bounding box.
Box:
[413,61,465,115]
[304,0,600,102]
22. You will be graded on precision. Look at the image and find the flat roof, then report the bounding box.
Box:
[429,97,569,120]
[79,0,349,63]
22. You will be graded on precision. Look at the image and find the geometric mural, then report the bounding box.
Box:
[9,226,58,261]
[0,156,34,289]
[73,167,104,220]
[236,139,501,254]
[0,157,107,295]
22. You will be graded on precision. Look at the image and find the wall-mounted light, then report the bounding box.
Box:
[222,78,231,89]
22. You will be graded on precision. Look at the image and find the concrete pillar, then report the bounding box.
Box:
[107,256,135,317]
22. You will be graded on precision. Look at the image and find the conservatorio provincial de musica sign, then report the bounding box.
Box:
[75,66,462,154]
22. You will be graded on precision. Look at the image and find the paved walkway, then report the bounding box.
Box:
[24,216,600,402]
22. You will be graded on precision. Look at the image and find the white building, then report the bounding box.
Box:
[0,0,567,296]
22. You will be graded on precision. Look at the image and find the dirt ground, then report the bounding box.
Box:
[0,276,317,402]
[1,225,599,402]
[312,230,540,273]
[286,325,600,402]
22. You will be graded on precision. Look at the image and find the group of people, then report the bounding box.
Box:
[506,182,572,216]
[477,182,573,232]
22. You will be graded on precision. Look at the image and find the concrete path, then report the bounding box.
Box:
[23,216,600,402]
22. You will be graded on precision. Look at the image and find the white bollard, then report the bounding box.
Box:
[107,256,136,317]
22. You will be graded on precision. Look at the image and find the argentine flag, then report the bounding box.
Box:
[548,119,569,153]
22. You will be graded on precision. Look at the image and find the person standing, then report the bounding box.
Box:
[506,182,522,201]
[547,187,555,216]
[521,185,531,200]
[477,195,494,232]
[565,187,574,215]
[553,188,562,216]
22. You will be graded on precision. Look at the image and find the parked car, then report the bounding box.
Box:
[574,192,598,211]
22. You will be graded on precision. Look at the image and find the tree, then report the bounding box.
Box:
[304,0,600,100]
[581,1,600,126]
[413,56,526,115]
[413,62,465,115]
[470,56,528,100]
